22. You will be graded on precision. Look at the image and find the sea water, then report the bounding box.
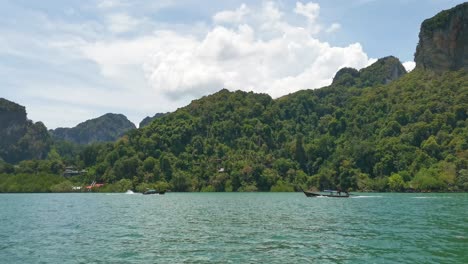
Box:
[0,193,467,263]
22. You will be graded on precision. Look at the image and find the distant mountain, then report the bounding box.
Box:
[50,113,136,144]
[0,98,51,163]
[139,112,169,128]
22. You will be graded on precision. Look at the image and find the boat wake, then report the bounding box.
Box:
[412,196,451,199]
[125,190,135,194]
[351,195,383,198]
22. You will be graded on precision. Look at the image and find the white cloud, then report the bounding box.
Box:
[80,35,161,77]
[403,61,416,72]
[294,2,320,22]
[326,23,341,33]
[213,3,250,24]
[262,1,284,22]
[4,1,375,128]
[80,2,369,101]
[139,3,373,99]
[292,2,340,35]
[81,2,373,100]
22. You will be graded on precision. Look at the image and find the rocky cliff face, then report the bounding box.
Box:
[51,113,136,144]
[0,98,27,153]
[0,98,51,163]
[415,3,468,71]
[332,56,407,87]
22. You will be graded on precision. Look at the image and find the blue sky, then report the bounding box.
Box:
[0,0,465,128]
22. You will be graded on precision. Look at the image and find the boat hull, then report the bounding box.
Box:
[143,189,166,195]
[303,191,349,198]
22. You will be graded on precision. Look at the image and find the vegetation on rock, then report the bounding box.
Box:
[50,113,136,144]
[0,98,51,163]
[139,112,169,128]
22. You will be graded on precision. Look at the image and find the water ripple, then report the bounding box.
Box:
[0,193,467,263]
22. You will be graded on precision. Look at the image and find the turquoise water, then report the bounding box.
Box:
[0,193,467,263]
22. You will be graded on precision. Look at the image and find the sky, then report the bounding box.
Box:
[0,0,465,129]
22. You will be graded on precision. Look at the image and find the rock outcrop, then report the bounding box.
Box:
[0,98,51,163]
[360,56,407,85]
[50,113,136,144]
[139,112,168,128]
[332,56,407,87]
[415,3,468,71]
[332,68,360,87]
[0,98,28,153]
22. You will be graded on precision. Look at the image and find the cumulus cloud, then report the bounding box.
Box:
[262,1,284,22]
[403,61,416,72]
[294,2,320,22]
[81,36,161,77]
[2,1,377,128]
[141,27,371,98]
[326,23,341,33]
[138,2,372,98]
[28,1,374,122]
[50,1,374,124]
[213,3,250,24]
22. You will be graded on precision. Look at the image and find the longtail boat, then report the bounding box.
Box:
[302,189,350,198]
[143,189,166,195]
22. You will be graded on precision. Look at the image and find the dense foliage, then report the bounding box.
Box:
[1,66,467,193]
[1,3,467,193]
[0,173,67,193]
[33,68,462,193]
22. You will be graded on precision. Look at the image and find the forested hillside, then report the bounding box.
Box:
[67,66,466,192]
[139,113,169,128]
[0,3,467,193]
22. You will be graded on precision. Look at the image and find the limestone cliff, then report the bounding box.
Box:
[415,3,468,71]
[0,98,51,163]
[0,98,27,153]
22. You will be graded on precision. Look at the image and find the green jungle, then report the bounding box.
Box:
[1,3,467,193]
[1,67,467,193]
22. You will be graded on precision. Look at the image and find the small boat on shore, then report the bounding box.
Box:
[143,189,166,195]
[302,189,350,198]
